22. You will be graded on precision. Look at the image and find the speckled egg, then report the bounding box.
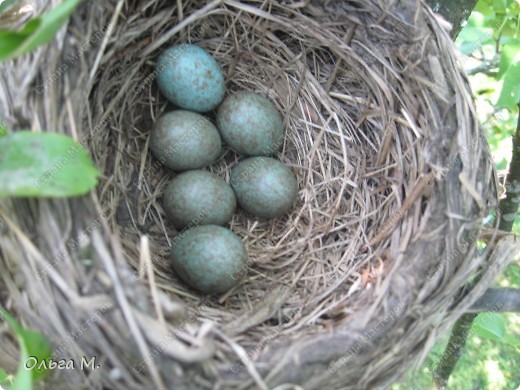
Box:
[156,44,225,112]
[170,225,248,294]
[216,92,284,156]
[149,110,221,171]
[163,170,237,230]
[230,157,297,218]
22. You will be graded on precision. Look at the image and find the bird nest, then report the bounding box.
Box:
[0,0,511,388]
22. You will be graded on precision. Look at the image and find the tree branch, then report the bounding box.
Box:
[499,103,520,232]
[433,313,478,389]
[466,57,500,76]
[425,0,479,38]
[467,287,520,313]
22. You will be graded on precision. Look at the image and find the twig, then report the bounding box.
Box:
[466,56,499,76]
[478,227,511,244]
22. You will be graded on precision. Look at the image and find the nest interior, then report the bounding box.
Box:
[0,0,506,389]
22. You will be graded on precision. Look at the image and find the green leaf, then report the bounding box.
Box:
[498,39,520,79]
[21,330,53,381]
[10,339,33,390]
[499,17,520,37]
[457,26,494,43]
[0,309,53,389]
[496,61,520,109]
[503,332,520,347]
[0,0,82,61]
[475,0,494,17]
[493,0,507,13]
[0,123,6,137]
[0,131,99,198]
[456,27,495,55]
[471,312,506,341]
[509,1,520,16]
[0,29,33,55]
[0,367,8,383]
[467,11,485,27]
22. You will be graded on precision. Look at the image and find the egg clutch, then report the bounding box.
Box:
[150,43,298,295]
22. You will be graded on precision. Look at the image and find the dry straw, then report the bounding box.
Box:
[0,0,517,389]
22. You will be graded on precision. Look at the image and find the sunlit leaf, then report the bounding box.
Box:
[496,61,520,109]
[507,0,520,15]
[458,26,494,43]
[457,27,495,55]
[493,0,507,13]
[467,11,485,27]
[498,39,520,78]
[0,131,99,198]
[500,19,520,37]
[471,312,506,341]
[475,0,494,17]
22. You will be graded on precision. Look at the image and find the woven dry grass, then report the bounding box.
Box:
[1,0,517,389]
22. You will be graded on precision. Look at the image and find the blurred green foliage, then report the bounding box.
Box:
[0,309,53,390]
[458,0,519,85]
[0,0,82,60]
[456,0,519,171]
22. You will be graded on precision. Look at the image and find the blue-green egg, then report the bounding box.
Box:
[170,225,248,294]
[216,92,284,156]
[149,110,221,171]
[230,157,297,218]
[156,44,225,112]
[163,170,236,230]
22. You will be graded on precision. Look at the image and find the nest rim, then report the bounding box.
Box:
[0,1,504,389]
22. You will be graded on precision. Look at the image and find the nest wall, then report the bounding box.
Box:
[0,0,505,389]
